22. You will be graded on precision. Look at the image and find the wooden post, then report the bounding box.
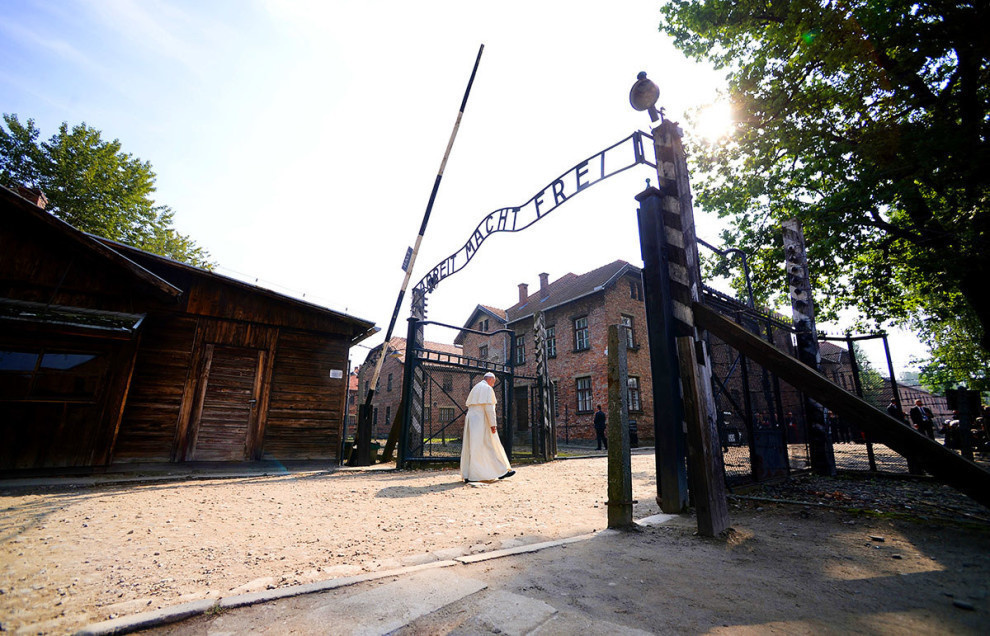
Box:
[783,219,836,476]
[677,337,730,536]
[647,119,729,535]
[379,402,403,464]
[607,324,634,528]
[636,186,688,513]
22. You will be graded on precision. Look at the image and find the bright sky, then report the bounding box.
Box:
[1,0,925,373]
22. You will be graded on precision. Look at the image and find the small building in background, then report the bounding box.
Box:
[0,185,375,472]
[355,337,465,440]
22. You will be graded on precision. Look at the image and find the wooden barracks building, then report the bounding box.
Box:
[0,185,375,472]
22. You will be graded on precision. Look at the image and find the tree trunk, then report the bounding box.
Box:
[959,265,990,353]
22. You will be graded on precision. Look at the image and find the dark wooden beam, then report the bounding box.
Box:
[677,336,730,535]
[694,302,990,509]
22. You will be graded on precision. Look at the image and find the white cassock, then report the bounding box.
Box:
[461,379,512,482]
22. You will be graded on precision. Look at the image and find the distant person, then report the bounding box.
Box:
[784,411,798,443]
[754,412,767,429]
[461,372,514,482]
[909,399,935,439]
[594,404,608,451]
[886,398,905,423]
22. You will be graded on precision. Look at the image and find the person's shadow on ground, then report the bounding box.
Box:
[375,482,463,498]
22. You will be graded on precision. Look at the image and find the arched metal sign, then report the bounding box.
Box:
[413,130,655,303]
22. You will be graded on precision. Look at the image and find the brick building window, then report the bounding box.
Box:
[515,335,526,365]
[574,317,589,351]
[479,344,489,359]
[385,405,391,424]
[546,326,557,358]
[576,377,592,413]
[387,373,393,391]
[364,380,369,394]
[373,407,379,426]
[621,315,635,348]
[627,376,642,412]
[439,406,455,423]
[442,374,453,391]
[478,318,489,332]
[424,406,431,422]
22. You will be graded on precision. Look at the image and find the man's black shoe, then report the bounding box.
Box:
[499,470,515,480]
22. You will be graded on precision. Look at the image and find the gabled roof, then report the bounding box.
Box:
[364,336,462,365]
[1,184,376,344]
[1,185,182,301]
[818,341,848,365]
[454,304,508,345]
[97,236,375,342]
[506,260,641,324]
[479,305,507,320]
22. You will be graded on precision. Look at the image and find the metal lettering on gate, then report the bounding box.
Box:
[415,132,653,299]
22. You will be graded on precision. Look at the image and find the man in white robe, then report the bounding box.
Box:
[461,372,514,482]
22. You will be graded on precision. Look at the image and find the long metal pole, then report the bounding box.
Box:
[353,44,484,466]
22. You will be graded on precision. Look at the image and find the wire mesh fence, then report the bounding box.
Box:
[699,285,948,485]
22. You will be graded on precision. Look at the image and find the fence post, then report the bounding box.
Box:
[783,219,836,476]
[397,291,427,469]
[646,119,729,535]
[607,324,634,528]
[533,310,556,460]
[845,335,877,472]
[636,186,688,512]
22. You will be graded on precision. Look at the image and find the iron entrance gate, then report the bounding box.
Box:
[701,286,804,486]
[700,283,920,485]
[397,320,547,467]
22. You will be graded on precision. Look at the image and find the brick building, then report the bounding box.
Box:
[345,369,359,428]
[456,260,653,445]
[355,337,465,440]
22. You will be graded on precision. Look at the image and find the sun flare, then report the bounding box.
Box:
[695,101,735,141]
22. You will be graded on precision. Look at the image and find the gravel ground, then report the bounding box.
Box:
[1,451,988,635]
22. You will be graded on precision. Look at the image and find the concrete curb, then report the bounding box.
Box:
[72,521,680,635]
[75,560,459,635]
[454,532,598,564]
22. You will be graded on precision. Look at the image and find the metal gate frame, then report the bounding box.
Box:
[398,319,527,467]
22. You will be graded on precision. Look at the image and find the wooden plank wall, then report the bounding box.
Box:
[111,315,198,462]
[263,330,349,460]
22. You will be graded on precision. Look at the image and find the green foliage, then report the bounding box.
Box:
[659,1,990,382]
[915,312,990,393]
[852,343,889,407]
[0,114,214,269]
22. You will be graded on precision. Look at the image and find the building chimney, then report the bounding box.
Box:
[518,283,529,305]
[16,185,48,209]
[539,272,550,299]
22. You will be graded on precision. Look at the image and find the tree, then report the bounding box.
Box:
[0,114,213,268]
[658,1,990,383]
[916,311,990,393]
[851,343,890,408]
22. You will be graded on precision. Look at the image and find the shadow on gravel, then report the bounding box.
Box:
[375,482,463,498]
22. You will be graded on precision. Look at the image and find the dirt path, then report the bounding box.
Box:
[2,454,988,634]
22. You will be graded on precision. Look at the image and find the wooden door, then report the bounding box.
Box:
[190,345,263,461]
